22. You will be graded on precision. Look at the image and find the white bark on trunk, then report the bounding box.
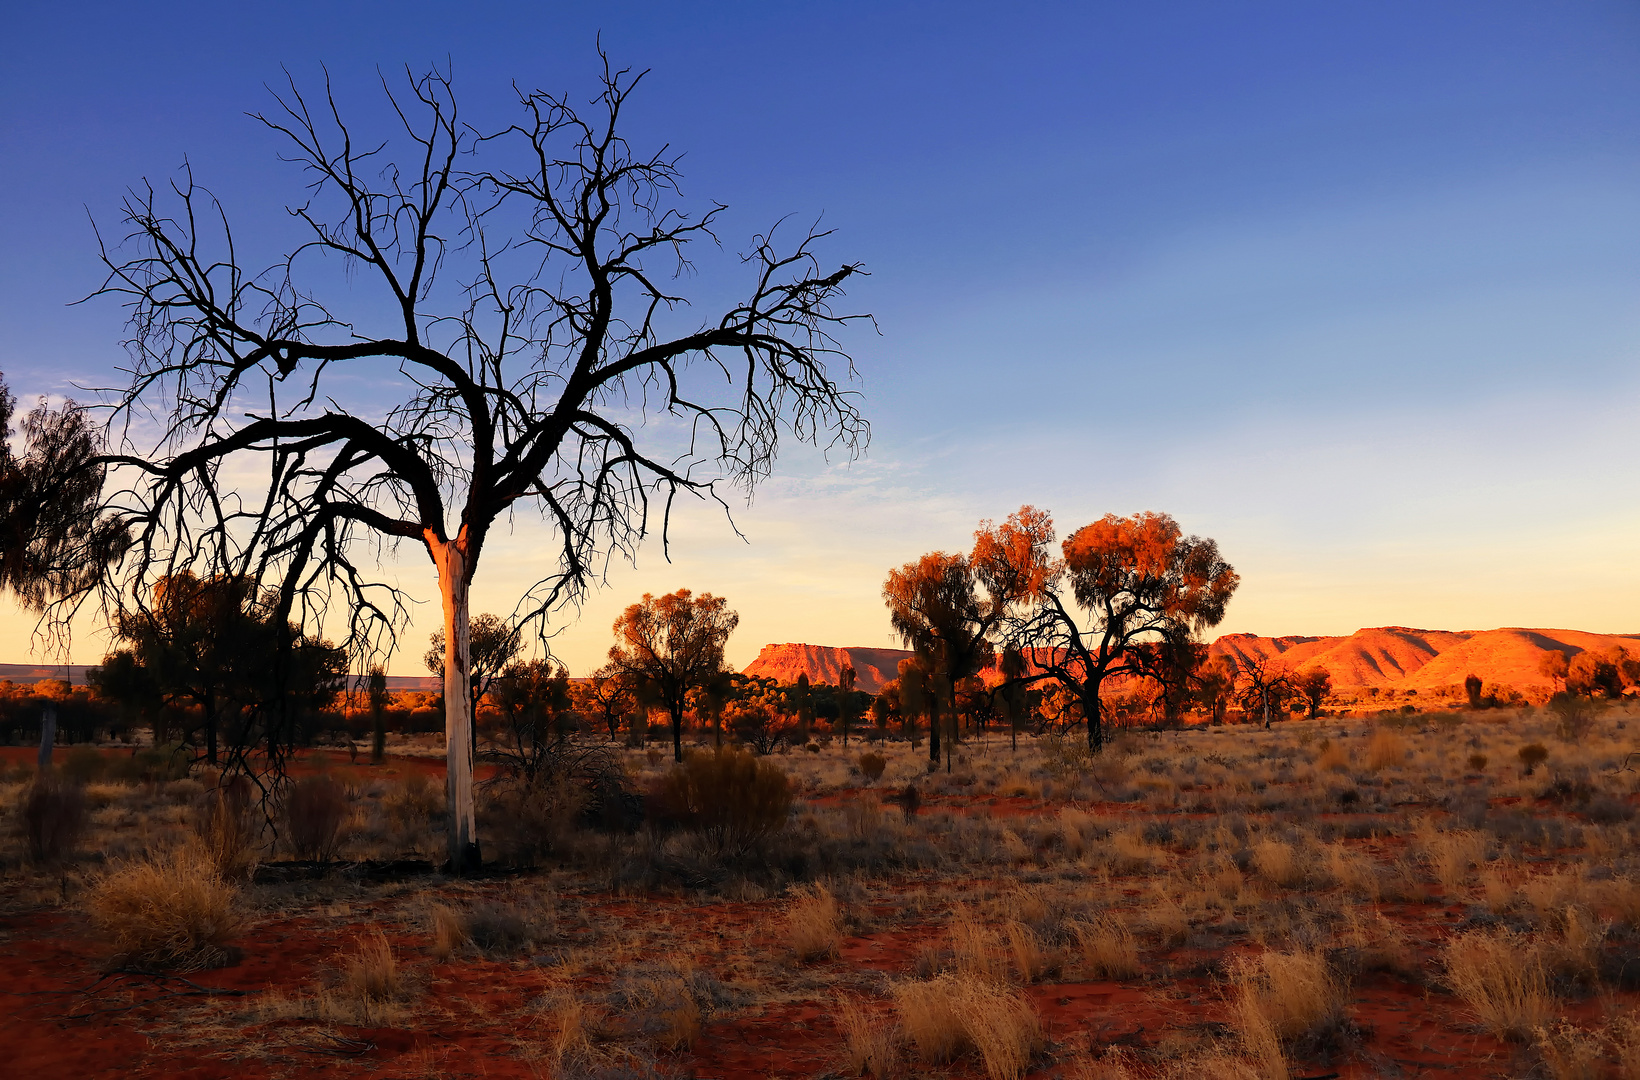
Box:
[431,529,479,873]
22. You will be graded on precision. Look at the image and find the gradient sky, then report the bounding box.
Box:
[2,1,1637,675]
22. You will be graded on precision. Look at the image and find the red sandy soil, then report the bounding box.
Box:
[3,767,1630,1078]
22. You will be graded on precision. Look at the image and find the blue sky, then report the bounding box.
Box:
[2,2,1637,673]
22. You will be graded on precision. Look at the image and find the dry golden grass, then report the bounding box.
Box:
[1004,919,1054,983]
[1442,929,1557,1041]
[1073,916,1141,980]
[85,845,244,971]
[1228,948,1348,1080]
[429,903,467,961]
[948,905,1005,981]
[1536,1022,1608,1080]
[893,973,1041,1080]
[835,993,895,1077]
[787,883,843,962]
[1365,728,1409,771]
[342,929,403,1003]
[1313,741,1350,773]
[1250,838,1304,888]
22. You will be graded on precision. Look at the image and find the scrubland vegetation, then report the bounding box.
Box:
[5,698,1640,1079]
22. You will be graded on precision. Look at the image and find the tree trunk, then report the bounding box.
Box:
[1084,681,1104,753]
[38,704,56,771]
[670,702,684,763]
[372,707,386,765]
[927,696,940,765]
[432,533,480,875]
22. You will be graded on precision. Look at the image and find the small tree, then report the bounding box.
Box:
[1538,650,1570,694]
[1194,655,1238,726]
[606,589,738,762]
[425,613,523,744]
[1297,666,1333,719]
[586,664,638,743]
[367,665,389,764]
[1235,655,1295,728]
[1463,673,1483,710]
[980,506,1237,751]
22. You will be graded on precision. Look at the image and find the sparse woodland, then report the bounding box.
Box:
[6,48,1640,1080]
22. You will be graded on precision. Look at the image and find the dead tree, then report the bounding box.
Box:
[83,58,868,872]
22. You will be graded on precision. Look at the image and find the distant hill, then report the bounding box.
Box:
[744,627,1640,698]
[742,644,913,694]
[0,662,438,693]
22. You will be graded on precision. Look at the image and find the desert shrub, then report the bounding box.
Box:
[1518,743,1550,775]
[467,898,552,956]
[106,742,192,784]
[1468,753,1488,771]
[284,773,347,861]
[1549,693,1595,743]
[1535,1021,1607,1080]
[384,770,442,827]
[1442,929,1556,1040]
[1073,916,1141,980]
[85,846,243,970]
[858,752,887,782]
[948,906,1006,981]
[614,970,702,1050]
[893,973,1041,1080]
[787,883,843,961]
[1251,838,1307,888]
[651,746,793,857]
[61,745,107,785]
[480,776,585,868]
[22,777,86,864]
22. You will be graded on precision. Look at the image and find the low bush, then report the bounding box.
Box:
[858,752,887,782]
[61,745,107,785]
[85,846,243,970]
[22,777,86,864]
[1518,743,1550,775]
[194,774,260,880]
[651,746,793,857]
[284,773,348,861]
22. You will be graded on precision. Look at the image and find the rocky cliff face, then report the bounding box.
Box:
[741,643,913,694]
[743,627,1640,696]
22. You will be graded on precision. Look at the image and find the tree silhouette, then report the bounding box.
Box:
[838,662,857,747]
[1297,666,1332,719]
[981,506,1237,752]
[81,59,867,872]
[0,376,127,622]
[884,511,1044,765]
[424,612,523,742]
[606,589,738,762]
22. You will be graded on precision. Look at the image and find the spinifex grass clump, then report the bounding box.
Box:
[85,846,244,971]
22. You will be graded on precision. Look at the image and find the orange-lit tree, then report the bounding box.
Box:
[79,59,867,872]
[607,589,738,762]
[884,509,1048,765]
[983,506,1238,751]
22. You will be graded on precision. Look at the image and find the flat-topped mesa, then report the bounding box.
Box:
[742,626,1640,698]
[741,644,913,694]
